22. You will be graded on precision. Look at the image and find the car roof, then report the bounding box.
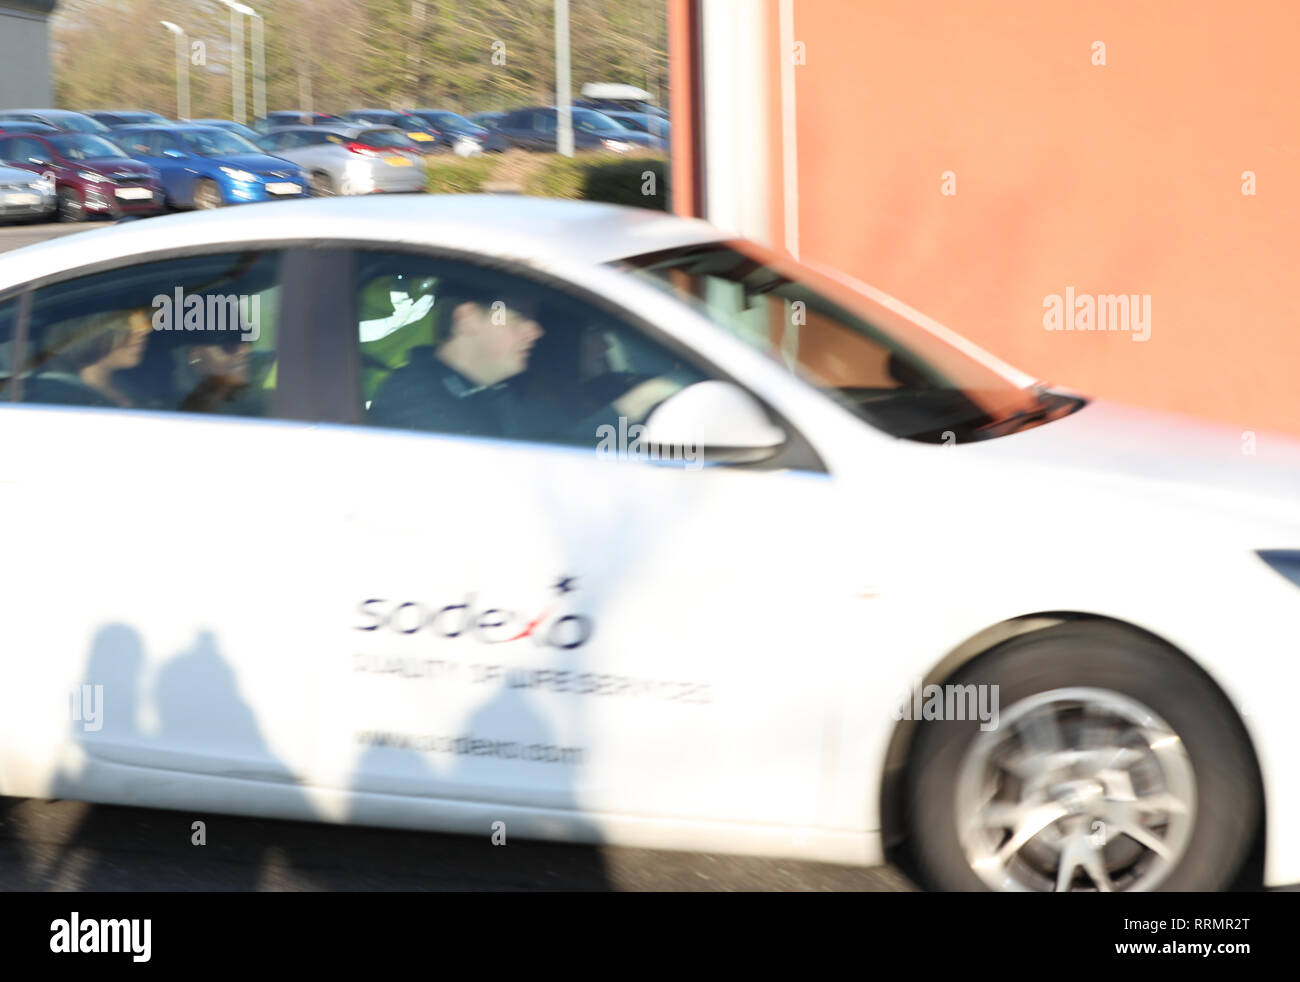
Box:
[114,124,223,132]
[1,108,86,117]
[265,123,377,136]
[0,196,724,292]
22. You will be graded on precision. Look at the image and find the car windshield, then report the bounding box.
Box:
[200,121,259,140]
[57,114,109,134]
[618,242,1082,443]
[181,129,261,155]
[572,109,626,134]
[418,111,470,129]
[49,134,127,160]
[612,115,649,133]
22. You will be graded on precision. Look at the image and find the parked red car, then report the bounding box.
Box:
[0,130,164,221]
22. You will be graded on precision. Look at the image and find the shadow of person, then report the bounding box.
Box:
[340,669,611,890]
[44,627,322,890]
[149,629,320,889]
[44,623,148,889]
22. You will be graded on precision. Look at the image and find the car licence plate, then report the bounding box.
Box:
[3,192,40,206]
[115,187,153,200]
[381,155,413,167]
[266,182,302,195]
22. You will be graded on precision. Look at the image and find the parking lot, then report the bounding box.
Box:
[0,220,90,252]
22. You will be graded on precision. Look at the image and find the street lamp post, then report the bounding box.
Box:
[250,11,266,121]
[215,0,263,124]
[160,21,191,120]
[555,0,573,157]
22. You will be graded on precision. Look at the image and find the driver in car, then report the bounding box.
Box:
[367,282,679,443]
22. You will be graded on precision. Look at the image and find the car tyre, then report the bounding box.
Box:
[193,179,223,210]
[57,188,85,223]
[903,621,1260,892]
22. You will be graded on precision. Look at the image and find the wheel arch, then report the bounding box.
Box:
[878,611,1267,883]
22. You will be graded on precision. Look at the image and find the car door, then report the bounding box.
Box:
[0,246,343,814]
[494,110,535,150]
[531,110,558,151]
[296,246,855,838]
[130,131,195,205]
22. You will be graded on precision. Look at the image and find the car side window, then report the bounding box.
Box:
[117,132,147,155]
[353,250,714,448]
[13,251,284,417]
[534,112,557,134]
[156,133,185,156]
[11,138,46,164]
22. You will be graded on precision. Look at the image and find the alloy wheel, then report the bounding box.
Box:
[954,687,1196,891]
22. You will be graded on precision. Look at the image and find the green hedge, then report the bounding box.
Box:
[423,155,498,194]
[525,155,670,211]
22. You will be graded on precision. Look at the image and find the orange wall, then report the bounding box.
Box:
[764,1,1300,435]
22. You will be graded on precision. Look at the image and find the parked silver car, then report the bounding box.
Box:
[255,124,426,196]
[0,163,56,222]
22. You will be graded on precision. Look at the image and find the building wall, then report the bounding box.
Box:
[0,2,56,108]
[674,0,1300,437]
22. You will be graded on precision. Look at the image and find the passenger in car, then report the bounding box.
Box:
[367,284,680,442]
[25,308,153,409]
[176,340,266,415]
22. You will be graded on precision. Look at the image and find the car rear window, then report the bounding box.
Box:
[358,129,415,149]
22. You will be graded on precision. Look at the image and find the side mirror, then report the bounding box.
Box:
[640,380,786,464]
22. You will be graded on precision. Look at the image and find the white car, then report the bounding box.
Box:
[0,196,1296,892]
[0,163,56,223]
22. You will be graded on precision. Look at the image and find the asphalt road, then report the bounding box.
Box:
[0,220,94,253]
[0,796,915,891]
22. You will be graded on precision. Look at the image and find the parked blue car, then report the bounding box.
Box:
[112,124,309,209]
